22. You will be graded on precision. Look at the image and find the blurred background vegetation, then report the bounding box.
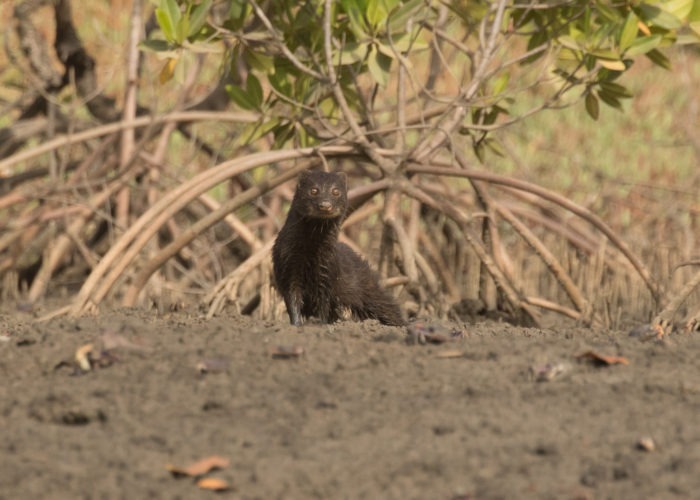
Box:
[0,0,698,330]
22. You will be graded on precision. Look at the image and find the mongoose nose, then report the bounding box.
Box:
[318,201,333,212]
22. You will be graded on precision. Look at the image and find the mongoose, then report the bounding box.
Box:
[272,170,405,327]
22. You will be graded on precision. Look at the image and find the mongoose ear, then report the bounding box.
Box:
[336,171,347,185]
[299,169,312,180]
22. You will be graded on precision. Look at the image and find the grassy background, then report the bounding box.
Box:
[500,50,699,221]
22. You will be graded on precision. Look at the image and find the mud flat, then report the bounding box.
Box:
[1,306,699,498]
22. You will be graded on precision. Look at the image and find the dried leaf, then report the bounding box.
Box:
[637,19,651,36]
[270,345,305,359]
[166,455,230,478]
[159,57,178,84]
[637,436,656,452]
[75,343,94,371]
[196,477,231,491]
[575,350,629,366]
[435,350,465,359]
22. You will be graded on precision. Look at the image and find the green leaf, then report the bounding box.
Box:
[591,45,622,59]
[677,32,700,44]
[273,121,295,149]
[177,14,189,44]
[269,70,293,99]
[595,2,623,23]
[663,0,694,20]
[599,81,632,99]
[557,35,580,51]
[585,92,599,120]
[237,118,280,146]
[597,89,622,110]
[484,137,506,158]
[645,48,671,69]
[491,72,510,96]
[140,39,172,52]
[557,48,579,61]
[390,33,428,52]
[376,41,397,59]
[625,34,662,56]
[382,0,401,12]
[367,45,391,86]
[244,49,275,74]
[341,0,368,39]
[298,122,312,147]
[229,0,246,19]
[692,21,700,38]
[333,42,368,65]
[366,0,388,28]
[188,0,212,38]
[686,0,700,39]
[156,0,180,43]
[318,96,338,121]
[635,4,682,30]
[246,73,264,110]
[473,140,485,163]
[690,0,700,20]
[388,0,424,32]
[481,106,507,126]
[522,30,548,65]
[619,12,639,51]
[226,84,257,110]
[227,0,251,30]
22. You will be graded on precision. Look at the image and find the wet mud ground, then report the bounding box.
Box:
[1,305,699,499]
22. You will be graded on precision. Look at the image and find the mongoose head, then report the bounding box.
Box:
[293,170,348,219]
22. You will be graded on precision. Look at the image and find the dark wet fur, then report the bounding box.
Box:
[272,171,405,327]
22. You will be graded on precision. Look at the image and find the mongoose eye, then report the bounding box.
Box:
[310,188,319,196]
[331,188,340,196]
